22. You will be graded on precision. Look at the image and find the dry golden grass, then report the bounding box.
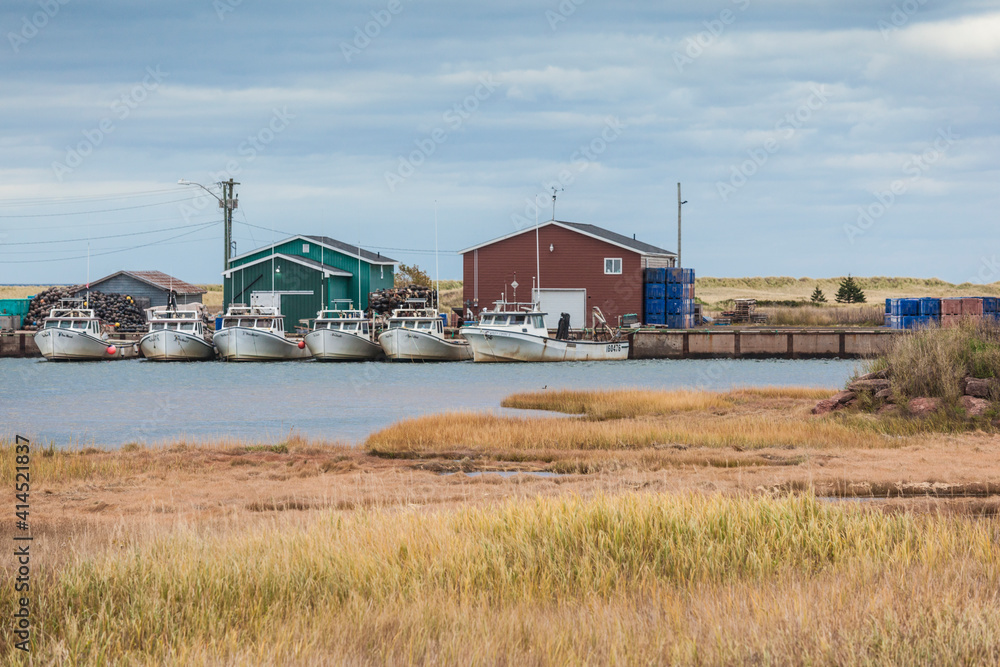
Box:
[0,435,350,486]
[366,410,909,458]
[196,284,224,311]
[696,276,1000,307]
[5,492,1000,664]
[761,304,886,327]
[0,285,48,300]
[502,386,833,420]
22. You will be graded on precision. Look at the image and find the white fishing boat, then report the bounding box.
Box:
[33,302,115,361]
[461,299,629,362]
[138,303,214,361]
[378,299,472,362]
[213,304,312,362]
[304,301,383,361]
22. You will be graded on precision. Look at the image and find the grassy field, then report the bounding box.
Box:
[696,276,1000,307]
[3,385,1000,663]
[4,491,1000,664]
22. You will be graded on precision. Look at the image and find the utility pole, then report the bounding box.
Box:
[221,179,240,271]
[677,183,687,268]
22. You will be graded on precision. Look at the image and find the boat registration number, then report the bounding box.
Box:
[605,343,622,353]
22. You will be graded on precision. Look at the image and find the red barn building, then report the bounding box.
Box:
[460,220,676,329]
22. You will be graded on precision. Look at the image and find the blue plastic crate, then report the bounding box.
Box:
[644,283,665,300]
[646,313,665,325]
[919,298,941,316]
[665,268,682,284]
[982,297,998,313]
[899,299,920,316]
[885,298,892,315]
[665,284,681,299]
[665,300,681,315]
[645,268,666,284]
[681,268,695,284]
[645,298,664,316]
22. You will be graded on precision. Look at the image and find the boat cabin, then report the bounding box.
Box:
[148,310,204,335]
[387,299,444,335]
[220,305,286,334]
[475,301,549,335]
[42,307,103,336]
[312,299,371,335]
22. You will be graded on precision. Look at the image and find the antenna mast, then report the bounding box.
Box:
[434,201,440,311]
[550,186,563,221]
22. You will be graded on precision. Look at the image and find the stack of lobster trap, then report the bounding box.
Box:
[885,297,999,329]
[644,268,697,329]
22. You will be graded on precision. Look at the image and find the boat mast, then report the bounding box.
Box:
[434,200,440,312]
[535,204,540,304]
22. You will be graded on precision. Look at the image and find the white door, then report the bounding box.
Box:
[533,288,586,330]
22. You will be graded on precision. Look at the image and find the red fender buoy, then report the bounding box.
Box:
[107,345,117,355]
[297,340,306,349]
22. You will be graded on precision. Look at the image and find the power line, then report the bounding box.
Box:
[2,222,220,263]
[0,196,201,218]
[0,186,187,208]
[1,211,219,233]
[0,220,223,247]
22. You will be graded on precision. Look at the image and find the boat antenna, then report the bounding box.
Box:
[86,240,90,307]
[535,202,540,304]
[434,200,440,311]
[357,226,362,311]
[550,186,563,221]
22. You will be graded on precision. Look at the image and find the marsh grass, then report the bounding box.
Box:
[761,305,885,327]
[863,318,1000,405]
[366,409,903,457]
[5,493,1000,664]
[501,386,833,420]
[0,436,350,485]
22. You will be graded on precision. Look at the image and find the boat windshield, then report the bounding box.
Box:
[531,314,545,328]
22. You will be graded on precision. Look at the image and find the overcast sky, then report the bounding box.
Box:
[1,0,998,285]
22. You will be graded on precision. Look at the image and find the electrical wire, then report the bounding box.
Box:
[0,220,223,247]
[0,186,189,208]
[0,196,203,218]
[2,222,220,263]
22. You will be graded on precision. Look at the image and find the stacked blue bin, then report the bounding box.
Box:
[644,267,696,327]
[884,297,939,329]
[982,297,999,321]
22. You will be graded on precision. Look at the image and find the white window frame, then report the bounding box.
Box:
[604,258,622,275]
[302,243,310,253]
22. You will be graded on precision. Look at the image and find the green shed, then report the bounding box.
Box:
[222,235,397,332]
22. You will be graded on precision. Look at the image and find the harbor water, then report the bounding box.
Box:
[0,357,860,447]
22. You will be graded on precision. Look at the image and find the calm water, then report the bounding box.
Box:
[0,358,859,447]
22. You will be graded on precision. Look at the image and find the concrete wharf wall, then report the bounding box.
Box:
[629,328,898,359]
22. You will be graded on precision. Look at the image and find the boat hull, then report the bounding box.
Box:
[33,329,111,361]
[213,327,312,361]
[139,330,216,361]
[378,329,473,362]
[461,329,629,362]
[304,329,384,361]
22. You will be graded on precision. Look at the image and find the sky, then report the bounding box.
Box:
[1,0,998,285]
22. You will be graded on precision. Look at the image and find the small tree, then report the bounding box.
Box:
[394,263,432,287]
[810,285,827,303]
[835,275,866,304]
